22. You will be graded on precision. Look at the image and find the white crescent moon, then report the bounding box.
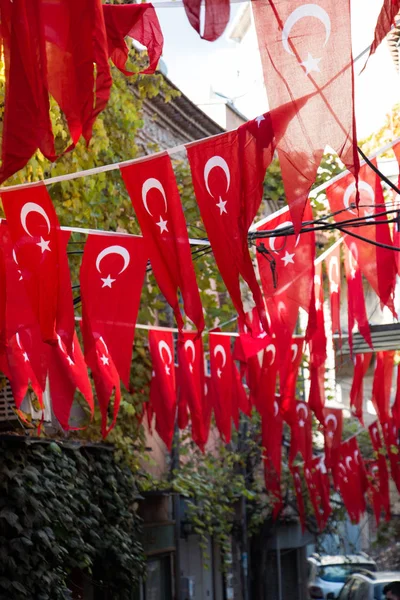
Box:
[99,335,109,355]
[282,4,331,56]
[12,249,19,265]
[269,221,300,252]
[318,457,327,474]
[343,181,375,216]
[20,202,51,237]
[204,382,208,396]
[273,400,279,417]
[16,332,23,350]
[348,242,359,275]
[345,456,353,470]
[339,463,346,474]
[57,334,67,356]
[296,403,308,419]
[184,339,196,363]
[371,465,379,476]
[305,468,311,480]
[96,245,130,275]
[213,344,227,368]
[142,178,168,217]
[266,343,276,366]
[354,450,359,464]
[204,156,230,198]
[159,340,172,365]
[294,472,301,485]
[325,414,338,430]
[372,427,379,443]
[329,256,339,286]
[291,343,298,362]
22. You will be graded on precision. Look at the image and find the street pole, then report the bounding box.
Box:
[171,423,181,600]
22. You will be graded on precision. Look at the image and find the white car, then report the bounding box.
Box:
[308,554,377,600]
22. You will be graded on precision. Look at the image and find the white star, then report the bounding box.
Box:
[156,216,168,234]
[67,356,74,366]
[17,270,23,281]
[165,365,171,375]
[216,198,227,215]
[217,368,222,379]
[350,267,356,280]
[255,114,265,127]
[281,251,295,266]
[101,274,116,288]
[36,237,51,253]
[299,419,305,428]
[315,299,322,311]
[330,282,339,294]
[327,431,334,439]
[257,332,267,339]
[100,354,109,366]
[189,364,194,374]
[22,352,29,362]
[300,52,322,76]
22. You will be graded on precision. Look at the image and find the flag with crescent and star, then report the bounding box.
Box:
[256,201,315,355]
[326,161,397,315]
[368,0,400,58]
[80,232,147,388]
[177,332,207,450]
[233,307,271,362]
[291,465,306,532]
[325,244,341,337]
[350,353,372,425]
[256,341,280,420]
[148,330,176,450]
[121,153,204,334]
[393,364,400,429]
[322,406,343,465]
[304,457,332,531]
[187,122,274,334]
[343,245,372,356]
[365,458,391,526]
[232,361,251,426]
[334,437,367,523]
[261,393,283,483]
[0,184,76,348]
[252,0,360,233]
[288,400,312,464]
[209,333,234,443]
[382,419,400,494]
[372,351,395,426]
[307,262,327,422]
[280,337,304,416]
[182,0,230,41]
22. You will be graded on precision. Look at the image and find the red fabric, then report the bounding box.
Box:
[327,162,397,314]
[182,0,230,41]
[103,4,163,75]
[291,465,306,532]
[322,407,343,465]
[245,355,262,409]
[80,233,147,388]
[365,458,391,526]
[261,395,283,478]
[372,352,395,426]
[264,458,283,520]
[209,333,233,443]
[256,342,280,419]
[233,307,270,362]
[393,365,400,428]
[187,120,275,332]
[280,337,304,415]
[48,331,94,430]
[177,332,206,450]
[305,457,332,531]
[334,438,367,523]
[350,353,372,424]
[232,362,251,424]
[288,401,312,465]
[343,245,372,355]
[256,202,315,350]
[252,0,359,232]
[369,421,384,452]
[369,0,400,56]
[177,366,189,431]
[121,154,204,334]
[393,142,400,191]
[148,330,176,450]
[325,244,341,336]
[203,375,214,443]
[308,364,325,424]
[382,419,400,494]
[307,263,327,423]
[392,187,400,275]
[1,184,75,349]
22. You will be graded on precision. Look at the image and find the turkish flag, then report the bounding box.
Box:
[308,364,325,424]
[177,367,189,431]
[305,457,332,531]
[1,184,75,348]
[233,307,271,362]
[288,401,312,465]
[48,331,94,430]
[6,331,46,411]
[264,458,283,521]
[291,465,306,532]
[323,407,343,451]
[325,244,341,336]
[80,233,147,388]
[369,0,400,57]
[121,154,204,334]
[280,338,304,416]
[256,202,315,350]
[327,162,397,314]
[350,353,372,424]
[309,263,327,368]
[252,0,359,232]
[382,419,400,494]
[209,333,233,443]
[203,375,214,444]
[392,188,400,275]
[369,421,384,453]
[262,395,283,481]
[393,142,400,191]
[149,330,176,450]
[393,365,400,429]
[343,245,372,355]
[244,354,262,409]
[232,362,251,425]
[177,332,206,450]
[256,342,280,419]
[336,437,367,523]
[187,121,274,332]
[366,459,390,526]
[182,0,230,41]
[372,352,395,426]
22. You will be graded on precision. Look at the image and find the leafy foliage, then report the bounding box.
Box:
[0,439,145,600]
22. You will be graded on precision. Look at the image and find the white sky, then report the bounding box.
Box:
[155,0,400,140]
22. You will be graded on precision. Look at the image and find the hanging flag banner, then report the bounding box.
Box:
[209,333,234,443]
[251,0,359,232]
[372,351,395,426]
[343,245,372,355]
[280,337,304,415]
[121,153,204,333]
[368,0,400,57]
[182,0,230,41]
[322,406,343,465]
[350,353,372,424]
[291,465,306,532]
[325,243,341,336]
[288,401,312,464]
[305,457,332,531]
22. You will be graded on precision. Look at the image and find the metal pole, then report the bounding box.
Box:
[171,424,181,600]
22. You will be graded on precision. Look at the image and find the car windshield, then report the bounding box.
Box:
[318,564,375,583]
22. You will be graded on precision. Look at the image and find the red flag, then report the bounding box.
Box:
[305,457,332,531]
[1,184,75,348]
[232,362,251,425]
[291,465,306,532]
[350,353,372,424]
[252,0,359,232]
[308,364,325,424]
[366,459,390,526]
[264,458,283,520]
[288,401,312,465]
[343,245,372,354]
[177,367,189,431]
[182,0,230,41]
[244,355,262,409]
[372,352,395,426]
[393,364,400,428]
[256,202,315,349]
[369,0,400,57]
[203,375,214,444]
[149,330,176,450]
[256,342,280,419]
[80,233,147,388]
[121,154,204,333]
[327,162,397,313]
[369,421,384,452]
[335,438,367,523]
[233,307,271,362]
[177,332,206,450]
[309,263,327,367]
[280,338,304,416]
[262,395,283,479]
[209,333,233,443]
[325,243,341,336]
[393,142,400,191]
[392,187,400,275]
[48,332,94,430]
[382,419,400,494]
[187,121,275,332]
[323,407,343,464]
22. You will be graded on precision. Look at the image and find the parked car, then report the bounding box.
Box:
[336,571,400,600]
[308,554,377,599]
